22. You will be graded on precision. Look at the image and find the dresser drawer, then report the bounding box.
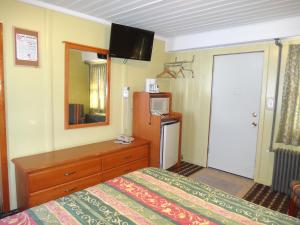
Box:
[28,173,101,207]
[102,146,148,171]
[102,158,148,182]
[28,158,101,192]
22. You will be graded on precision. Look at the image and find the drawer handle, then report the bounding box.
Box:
[124,155,133,160]
[64,171,76,176]
[64,187,77,193]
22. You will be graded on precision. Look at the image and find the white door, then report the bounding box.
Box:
[208,52,264,179]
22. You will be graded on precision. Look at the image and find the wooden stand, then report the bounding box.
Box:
[12,138,150,209]
[133,92,182,167]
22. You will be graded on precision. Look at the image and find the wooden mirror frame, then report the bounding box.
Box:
[64,41,110,129]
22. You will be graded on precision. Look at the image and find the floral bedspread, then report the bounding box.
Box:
[1,167,299,225]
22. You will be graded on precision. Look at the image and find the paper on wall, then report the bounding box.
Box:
[16,33,37,61]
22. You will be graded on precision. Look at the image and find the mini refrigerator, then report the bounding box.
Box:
[160,120,180,169]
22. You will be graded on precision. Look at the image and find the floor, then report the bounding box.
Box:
[189,167,254,197]
[167,161,203,176]
[244,183,300,219]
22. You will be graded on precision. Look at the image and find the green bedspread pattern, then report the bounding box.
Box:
[1,168,299,225]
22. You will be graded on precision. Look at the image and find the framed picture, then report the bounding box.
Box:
[14,27,39,67]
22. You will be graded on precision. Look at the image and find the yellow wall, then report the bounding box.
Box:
[2,0,299,211]
[167,38,300,186]
[69,50,89,114]
[0,0,167,209]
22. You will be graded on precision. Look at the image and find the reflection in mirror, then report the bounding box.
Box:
[65,42,110,129]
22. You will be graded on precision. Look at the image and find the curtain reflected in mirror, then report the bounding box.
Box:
[65,42,110,129]
[89,64,106,112]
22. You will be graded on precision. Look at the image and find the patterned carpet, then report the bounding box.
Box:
[169,164,300,218]
[168,161,203,177]
[243,183,300,219]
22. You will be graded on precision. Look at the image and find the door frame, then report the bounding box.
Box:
[206,51,265,178]
[0,22,10,212]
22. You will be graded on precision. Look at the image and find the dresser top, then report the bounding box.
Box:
[12,138,149,173]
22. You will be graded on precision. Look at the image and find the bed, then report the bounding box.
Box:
[1,168,299,225]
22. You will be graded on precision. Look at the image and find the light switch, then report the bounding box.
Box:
[123,86,129,98]
[266,97,274,110]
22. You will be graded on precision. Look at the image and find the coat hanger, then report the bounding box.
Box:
[161,55,195,79]
[156,67,177,78]
[176,67,185,78]
[182,67,194,78]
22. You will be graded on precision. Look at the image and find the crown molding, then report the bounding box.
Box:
[19,0,111,25]
[18,0,167,41]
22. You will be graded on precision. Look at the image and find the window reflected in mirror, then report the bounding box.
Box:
[65,42,110,129]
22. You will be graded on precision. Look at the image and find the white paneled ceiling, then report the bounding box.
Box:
[22,0,300,38]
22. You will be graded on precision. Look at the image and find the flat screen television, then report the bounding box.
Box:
[109,23,154,61]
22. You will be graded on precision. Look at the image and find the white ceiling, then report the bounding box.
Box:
[21,0,300,38]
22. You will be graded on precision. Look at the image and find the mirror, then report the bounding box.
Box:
[64,42,110,129]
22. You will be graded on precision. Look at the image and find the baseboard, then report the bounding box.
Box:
[254,177,272,186]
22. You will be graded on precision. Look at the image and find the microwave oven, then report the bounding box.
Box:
[150,97,170,115]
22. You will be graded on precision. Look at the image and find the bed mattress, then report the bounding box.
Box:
[1,167,299,225]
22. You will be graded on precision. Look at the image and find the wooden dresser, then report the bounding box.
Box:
[12,138,150,209]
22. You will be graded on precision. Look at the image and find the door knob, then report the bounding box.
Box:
[251,122,257,127]
[252,112,257,117]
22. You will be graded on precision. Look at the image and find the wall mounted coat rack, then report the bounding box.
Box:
[157,55,195,79]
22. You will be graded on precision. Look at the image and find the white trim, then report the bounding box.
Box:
[19,0,300,50]
[166,16,300,52]
[19,0,111,25]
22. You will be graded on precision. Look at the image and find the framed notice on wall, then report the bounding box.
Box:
[14,27,39,67]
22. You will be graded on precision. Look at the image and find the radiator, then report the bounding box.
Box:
[272,149,300,195]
